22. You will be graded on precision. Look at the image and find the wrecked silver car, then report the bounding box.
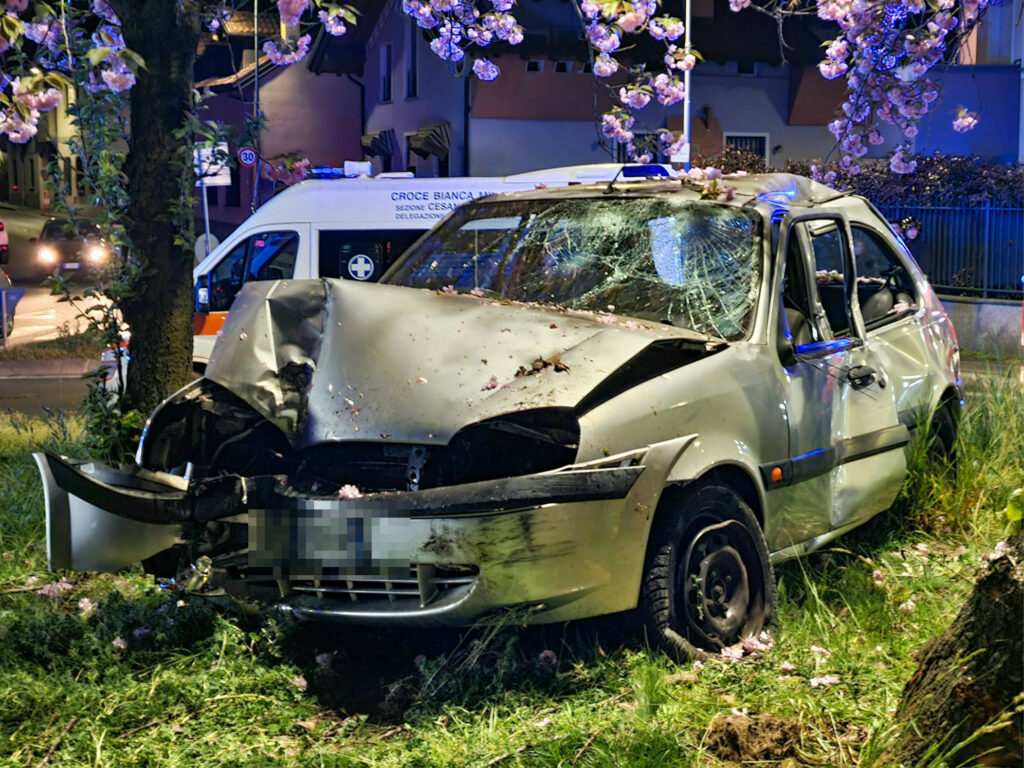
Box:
[36,174,962,658]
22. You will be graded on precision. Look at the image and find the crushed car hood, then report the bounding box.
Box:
[205,278,706,447]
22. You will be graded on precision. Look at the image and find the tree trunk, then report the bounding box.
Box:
[883,532,1023,766]
[114,1,202,415]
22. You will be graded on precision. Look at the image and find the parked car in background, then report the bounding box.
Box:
[36,173,963,660]
[32,217,115,275]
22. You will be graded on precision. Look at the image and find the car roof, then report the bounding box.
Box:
[475,172,844,208]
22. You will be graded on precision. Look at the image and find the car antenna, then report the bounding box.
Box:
[603,165,627,195]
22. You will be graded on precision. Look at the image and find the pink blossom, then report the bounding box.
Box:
[263,34,312,66]
[111,637,127,650]
[810,644,832,658]
[470,286,485,297]
[92,0,119,23]
[473,58,500,81]
[825,39,849,60]
[337,485,362,499]
[872,569,884,583]
[721,644,744,662]
[292,674,308,691]
[810,675,840,687]
[36,583,61,598]
[277,0,309,27]
[441,285,457,294]
[481,375,499,391]
[7,0,28,11]
[952,107,978,133]
[889,147,917,174]
[619,86,650,109]
[818,59,848,80]
[616,11,646,32]
[318,9,348,36]
[593,54,618,78]
[12,79,62,111]
[899,598,917,613]
[648,17,685,40]
[839,155,861,175]
[780,661,795,672]
[652,74,685,106]
[587,23,621,53]
[78,597,96,615]
[729,0,751,10]
[100,60,136,93]
[315,652,333,668]
[538,649,557,665]
[24,18,62,49]
[25,575,39,587]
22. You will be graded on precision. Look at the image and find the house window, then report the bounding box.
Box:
[525,59,544,73]
[554,60,573,74]
[579,61,592,74]
[405,21,418,98]
[724,133,769,165]
[381,43,393,103]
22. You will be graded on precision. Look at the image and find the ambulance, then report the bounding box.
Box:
[190,163,673,367]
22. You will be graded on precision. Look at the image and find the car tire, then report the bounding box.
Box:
[642,484,776,662]
[928,402,958,475]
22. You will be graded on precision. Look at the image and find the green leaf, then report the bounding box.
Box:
[87,47,112,67]
[1006,488,1023,523]
[120,49,147,71]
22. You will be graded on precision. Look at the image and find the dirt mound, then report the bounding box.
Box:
[705,713,803,764]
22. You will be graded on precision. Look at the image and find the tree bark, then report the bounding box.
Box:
[884,532,1023,767]
[113,1,202,415]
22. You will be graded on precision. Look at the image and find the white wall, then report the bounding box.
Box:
[364,1,469,175]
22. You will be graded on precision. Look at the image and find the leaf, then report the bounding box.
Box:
[1005,488,1023,535]
[87,47,112,67]
[120,49,147,71]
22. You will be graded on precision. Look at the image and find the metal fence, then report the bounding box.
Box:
[876,200,1024,299]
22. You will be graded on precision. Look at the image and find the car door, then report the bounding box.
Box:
[777,210,908,537]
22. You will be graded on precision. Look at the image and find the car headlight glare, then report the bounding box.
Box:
[87,246,108,263]
[38,246,57,264]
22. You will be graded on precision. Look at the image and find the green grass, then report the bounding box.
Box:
[0,326,106,361]
[0,376,1020,767]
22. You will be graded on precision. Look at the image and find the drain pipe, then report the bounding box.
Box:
[346,73,366,141]
[462,75,470,175]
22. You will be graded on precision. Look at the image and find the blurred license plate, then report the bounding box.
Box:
[62,263,81,269]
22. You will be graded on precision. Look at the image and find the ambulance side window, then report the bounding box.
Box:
[206,230,299,311]
[319,230,421,282]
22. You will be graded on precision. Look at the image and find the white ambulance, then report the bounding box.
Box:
[190,163,674,367]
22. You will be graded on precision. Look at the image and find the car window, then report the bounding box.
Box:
[247,231,299,281]
[851,226,918,326]
[807,226,852,338]
[205,230,299,312]
[387,198,763,341]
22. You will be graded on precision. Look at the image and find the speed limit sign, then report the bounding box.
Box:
[237,147,258,167]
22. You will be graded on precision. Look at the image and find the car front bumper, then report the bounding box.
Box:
[33,445,692,625]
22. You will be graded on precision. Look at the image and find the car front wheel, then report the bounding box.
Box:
[642,484,776,661]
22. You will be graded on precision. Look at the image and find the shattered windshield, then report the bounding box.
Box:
[385,196,763,340]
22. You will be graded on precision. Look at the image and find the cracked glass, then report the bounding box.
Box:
[386,197,763,340]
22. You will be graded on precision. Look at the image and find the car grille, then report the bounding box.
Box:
[241,563,478,606]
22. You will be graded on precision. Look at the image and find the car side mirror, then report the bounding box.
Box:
[195,274,211,313]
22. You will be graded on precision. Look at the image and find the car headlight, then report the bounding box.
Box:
[86,246,108,263]
[38,246,57,264]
